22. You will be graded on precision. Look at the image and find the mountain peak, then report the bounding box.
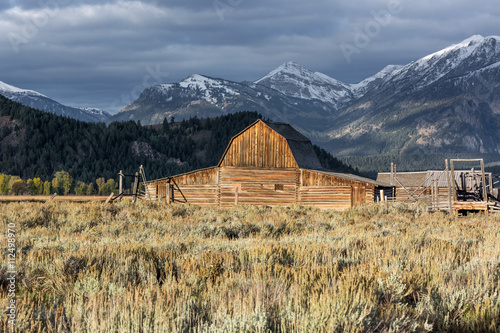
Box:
[420,34,497,62]
[255,61,312,84]
[254,62,351,106]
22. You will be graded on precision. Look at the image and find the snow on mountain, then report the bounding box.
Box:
[350,65,404,96]
[178,74,240,103]
[0,80,110,122]
[115,34,500,155]
[0,80,47,98]
[382,35,500,92]
[77,107,111,118]
[255,61,352,107]
[152,74,241,105]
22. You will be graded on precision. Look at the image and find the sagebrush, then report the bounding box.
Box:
[1,201,500,332]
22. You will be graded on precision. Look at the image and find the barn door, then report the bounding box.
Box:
[351,186,366,206]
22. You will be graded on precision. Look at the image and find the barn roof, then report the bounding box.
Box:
[263,120,324,170]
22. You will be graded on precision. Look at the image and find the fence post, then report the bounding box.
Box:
[166,182,171,204]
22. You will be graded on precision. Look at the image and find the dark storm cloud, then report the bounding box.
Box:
[0,0,498,112]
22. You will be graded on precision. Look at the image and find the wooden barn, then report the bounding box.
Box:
[147,119,389,210]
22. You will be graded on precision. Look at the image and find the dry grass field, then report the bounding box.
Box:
[1,201,500,332]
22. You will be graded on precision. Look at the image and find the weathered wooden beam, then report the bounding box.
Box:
[119,170,123,195]
[450,160,457,202]
[480,159,487,201]
[445,159,453,213]
[105,192,114,204]
[166,182,171,204]
[132,172,139,203]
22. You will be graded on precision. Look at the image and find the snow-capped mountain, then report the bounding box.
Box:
[0,81,110,122]
[115,35,500,156]
[254,61,353,108]
[111,73,337,132]
[323,35,500,155]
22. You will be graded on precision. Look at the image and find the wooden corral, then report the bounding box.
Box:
[377,161,499,214]
[147,120,390,210]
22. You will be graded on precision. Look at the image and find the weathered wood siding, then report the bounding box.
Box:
[394,187,430,202]
[219,167,298,207]
[299,169,376,208]
[219,120,298,168]
[366,187,375,204]
[300,170,364,187]
[298,186,352,210]
[148,168,219,206]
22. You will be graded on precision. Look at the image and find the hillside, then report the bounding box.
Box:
[0,95,355,185]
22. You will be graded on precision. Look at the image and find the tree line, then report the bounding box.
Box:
[0,171,118,196]
[0,94,358,194]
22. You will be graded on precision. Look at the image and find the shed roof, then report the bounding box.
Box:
[377,172,427,187]
[377,170,491,188]
[317,170,392,187]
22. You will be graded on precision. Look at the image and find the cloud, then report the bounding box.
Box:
[0,0,498,112]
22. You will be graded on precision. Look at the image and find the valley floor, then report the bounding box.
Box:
[1,201,500,332]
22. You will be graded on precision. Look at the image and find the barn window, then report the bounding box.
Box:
[275,184,284,191]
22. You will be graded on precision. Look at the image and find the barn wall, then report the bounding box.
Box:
[298,186,352,210]
[299,169,376,208]
[219,167,298,207]
[300,169,365,187]
[219,121,298,169]
[147,168,219,207]
[366,187,375,203]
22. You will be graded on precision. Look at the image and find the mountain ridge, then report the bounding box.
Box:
[0,80,111,123]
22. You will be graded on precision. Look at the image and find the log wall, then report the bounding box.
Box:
[147,168,219,207]
[219,167,298,207]
[146,167,378,209]
[298,186,352,210]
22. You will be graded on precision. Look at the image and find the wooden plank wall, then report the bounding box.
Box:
[219,121,298,168]
[301,169,363,187]
[352,186,366,206]
[171,185,218,206]
[219,167,298,207]
[300,169,376,206]
[394,187,430,202]
[366,187,375,204]
[146,166,379,209]
[147,168,219,206]
[170,167,218,185]
[298,186,352,210]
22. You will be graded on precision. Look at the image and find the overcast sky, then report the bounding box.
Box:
[1,0,498,113]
